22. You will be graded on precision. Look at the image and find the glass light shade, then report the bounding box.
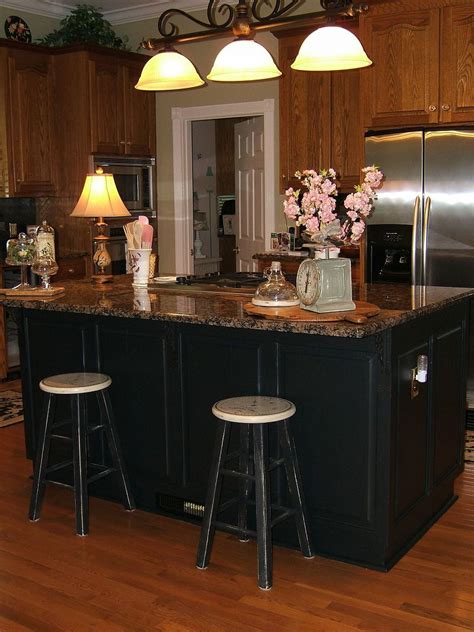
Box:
[135,49,204,91]
[291,26,372,72]
[207,39,282,82]
[70,172,131,218]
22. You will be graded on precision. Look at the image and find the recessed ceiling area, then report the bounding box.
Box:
[4,1,209,24]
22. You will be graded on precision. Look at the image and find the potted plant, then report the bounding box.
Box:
[37,4,128,50]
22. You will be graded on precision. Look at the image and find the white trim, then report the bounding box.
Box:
[171,99,276,275]
[2,0,210,25]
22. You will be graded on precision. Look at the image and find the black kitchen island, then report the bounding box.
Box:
[4,277,472,571]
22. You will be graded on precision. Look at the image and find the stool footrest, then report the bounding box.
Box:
[87,466,116,485]
[217,493,247,515]
[87,424,105,434]
[214,520,257,539]
[49,434,72,442]
[271,508,296,528]
[45,459,73,474]
[268,457,285,471]
[220,467,253,481]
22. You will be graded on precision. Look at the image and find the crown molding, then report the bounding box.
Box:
[2,1,210,25]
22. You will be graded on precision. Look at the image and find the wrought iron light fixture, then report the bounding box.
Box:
[135,0,371,92]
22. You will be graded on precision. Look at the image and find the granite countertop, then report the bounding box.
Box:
[0,276,472,339]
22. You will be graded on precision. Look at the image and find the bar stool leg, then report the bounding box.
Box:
[238,424,251,542]
[278,420,314,559]
[196,421,231,570]
[253,424,272,590]
[98,390,135,511]
[29,393,56,521]
[71,393,89,536]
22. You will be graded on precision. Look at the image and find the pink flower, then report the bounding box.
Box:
[282,165,383,245]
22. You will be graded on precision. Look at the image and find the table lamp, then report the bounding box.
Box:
[70,167,131,283]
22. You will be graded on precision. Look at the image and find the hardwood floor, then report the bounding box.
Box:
[1,380,473,631]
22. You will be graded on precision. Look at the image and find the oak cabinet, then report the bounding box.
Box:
[440,4,474,124]
[360,0,474,129]
[54,45,155,197]
[89,55,155,157]
[278,28,364,193]
[0,42,56,197]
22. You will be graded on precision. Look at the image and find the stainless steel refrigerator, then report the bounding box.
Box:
[365,129,474,288]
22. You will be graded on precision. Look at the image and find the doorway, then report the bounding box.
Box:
[171,99,276,274]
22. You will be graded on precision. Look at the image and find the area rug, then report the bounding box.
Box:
[0,390,23,428]
[466,430,474,463]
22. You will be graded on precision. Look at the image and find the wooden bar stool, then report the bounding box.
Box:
[29,372,135,536]
[196,396,314,590]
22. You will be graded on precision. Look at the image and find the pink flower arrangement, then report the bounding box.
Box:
[283,166,383,245]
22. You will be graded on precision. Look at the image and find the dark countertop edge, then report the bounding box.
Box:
[2,286,473,339]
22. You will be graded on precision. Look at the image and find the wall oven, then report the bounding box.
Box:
[92,155,156,217]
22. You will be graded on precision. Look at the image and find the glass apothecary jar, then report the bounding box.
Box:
[5,232,36,289]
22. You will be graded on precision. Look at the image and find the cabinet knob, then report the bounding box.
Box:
[442,104,451,111]
[126,141,132,146]
[282,174,287,179]
[119,140,126,145]
[428,105,437,112]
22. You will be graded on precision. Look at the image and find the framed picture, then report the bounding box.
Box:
[222,214,235,235]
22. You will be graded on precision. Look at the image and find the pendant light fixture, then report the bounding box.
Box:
[206,0,281,82]
[135,44,204,91]
[291,25,372,72]
[137,1,371,91]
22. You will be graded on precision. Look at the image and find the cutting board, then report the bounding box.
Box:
[244,301,381,324]
[0,286,65,298]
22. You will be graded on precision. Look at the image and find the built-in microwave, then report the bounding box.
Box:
[92,155,156,217]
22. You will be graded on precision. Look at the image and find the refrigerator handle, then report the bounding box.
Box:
[411,196,421,285]
[422,196,432,285]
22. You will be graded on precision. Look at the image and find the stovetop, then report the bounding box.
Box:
[175,272,265,288]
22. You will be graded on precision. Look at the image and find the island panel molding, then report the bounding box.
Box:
[9,278,471,571]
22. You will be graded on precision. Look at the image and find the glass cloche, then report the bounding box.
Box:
[252,261,300,307]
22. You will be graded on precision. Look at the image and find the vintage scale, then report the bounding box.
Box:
[296,247,355,313]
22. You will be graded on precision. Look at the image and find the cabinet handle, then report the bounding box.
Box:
[126,141,132,146]
[442,104,451,111]
[119,140,126,145]
[428,105,437,112]
[68,268,74,274]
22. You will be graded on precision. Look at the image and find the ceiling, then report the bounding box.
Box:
[4,1,210,25]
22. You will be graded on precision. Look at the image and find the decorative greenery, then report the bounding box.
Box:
[37,4,129,50]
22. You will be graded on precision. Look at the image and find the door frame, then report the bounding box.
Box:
[172,99,276,274]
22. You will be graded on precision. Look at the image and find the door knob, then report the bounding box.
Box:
[233,247,240,254]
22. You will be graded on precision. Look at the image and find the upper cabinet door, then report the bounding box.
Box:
[361,8,440,129]
[440,5,474,123]
[7,49,56,195]
[279,34,331,192]
[89,58,125,154]
[123,63,156,156]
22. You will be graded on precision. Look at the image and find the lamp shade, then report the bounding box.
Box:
[135,49,205,91]
[291,26,372,72]
[70,170,131,218]
[207,39,282,82]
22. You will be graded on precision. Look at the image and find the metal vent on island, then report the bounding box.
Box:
[156,493,204,518]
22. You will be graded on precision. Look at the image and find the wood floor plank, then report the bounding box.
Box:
[1,382,474,631]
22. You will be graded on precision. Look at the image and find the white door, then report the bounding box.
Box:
[234,117,265,272]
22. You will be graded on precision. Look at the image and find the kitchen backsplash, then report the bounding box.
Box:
[0,198,36,257]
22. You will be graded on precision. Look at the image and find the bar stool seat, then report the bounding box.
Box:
[29,372,135,536]
[212,396,296,424]
[40,372,112,395]
[197,395,314,590]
